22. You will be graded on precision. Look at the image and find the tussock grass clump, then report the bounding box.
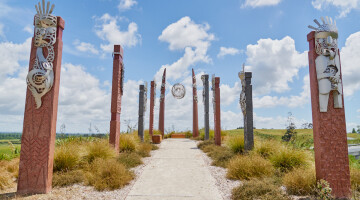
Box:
[226,135,244,154]
[85,140,116,163]
[151,144,159,150]
[197,140,214,150]
[117,152,143,169]
[269,147,309,172]
[227,154,274,180]
[4,158,19,178]
[0,171,12,190]
[52,170,85,187]
[85,158,133,191]
[255,139,282,158]
[136,143,152,157]
[207,145,234,168]
[231,179,289,200]
[283,167,316,195]
[351,167,360,192]
[119,134,138,153]
[54,144,81,172]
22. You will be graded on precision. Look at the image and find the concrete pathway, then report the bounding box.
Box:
[126,138,223,200]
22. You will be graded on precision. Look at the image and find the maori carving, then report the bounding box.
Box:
[201,74,210,140]
[149,80,156,136]
[211,74,216,115]
[144,82,148,112]
[308,16,342,112]
[159,68,166,137]
[192,68,199,137]
[171,83,186,99]
[238,63,246,116]
[27,0,57,109]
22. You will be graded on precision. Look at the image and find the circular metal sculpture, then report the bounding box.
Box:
[171,83,186,99]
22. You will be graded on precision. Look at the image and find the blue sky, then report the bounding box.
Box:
[0,0,359,133]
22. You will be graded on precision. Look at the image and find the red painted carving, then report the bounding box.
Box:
[159,68,166,138]
[192,69,199,137]
[109,45,124,152]
[214,77,221,146]
[17,17,65,194]
[307,31,351,198]
[149,81,155,136]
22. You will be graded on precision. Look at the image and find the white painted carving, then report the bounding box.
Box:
[27,0,57,109]
[238,63,246,116]
[309,16,342,112]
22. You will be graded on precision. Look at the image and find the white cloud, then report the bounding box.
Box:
[23,25,32,34]
[217,47,241,58]
[340,31,360,96]
[95,13,141,52]
[156,16,215,81]
[220,82,242,106]
[311,0,360,17]
[245,36,308,95]
[73,40,99,55]
[254,74,310,108]
[118,0,137,11]
[242,0,282,8]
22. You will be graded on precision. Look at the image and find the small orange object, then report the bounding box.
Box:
[152,135,162,144]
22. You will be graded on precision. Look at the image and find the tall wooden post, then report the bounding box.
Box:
[109,45,124,152]
[201,74,210,140]
[214,77,221,146]
[149,81,156,136]
[18,1,65,194]
[192,69,199,137]
[307,21,350,197]
[159,68,166,138]
[242,72,254,151]
[138,85,145,141]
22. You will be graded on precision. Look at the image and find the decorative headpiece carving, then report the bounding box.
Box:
[27,0,57,109]
[238,63,246,116]
[171,83,186,99]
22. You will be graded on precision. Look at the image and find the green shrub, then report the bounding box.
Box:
[207,145,235,168]
[315,179,334,200]
[119,134,138,153]
[85,140,116,163]
[54,144,81,172]
[269,147,309,172]
[52,170,85,187]
[255,139,282,158]
[226,135,244,154]
[283,167,316,195]
[227,154,274,180]
[231,179,289,200]
[136,143,152,157]
[85,158,134,191]
[117,152,143,169]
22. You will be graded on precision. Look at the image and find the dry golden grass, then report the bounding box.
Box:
[85,158,134,191]
[54,144,81,172]
[117,152,143,168]
[0,171,12,190]
[351,167,360,192]
[0,158,19,190]
[283,167,316,195]
[269,146,309,172]
[85,140,116,163]
[206,145,235,168]
[226,135,244,154]
[136,143,152,157]
[255,139,282,158]
[52,170,85,187]
[119,134,138,153]
[231,178,289,200]
[227,154,274,180]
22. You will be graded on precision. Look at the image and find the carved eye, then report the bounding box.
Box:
[326,36,333,45]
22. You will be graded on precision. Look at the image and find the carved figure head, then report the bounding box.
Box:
[34,0,57,47]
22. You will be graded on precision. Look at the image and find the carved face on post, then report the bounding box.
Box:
[308,16,342,112]
[238,64,246,116]
[27,0,57,109]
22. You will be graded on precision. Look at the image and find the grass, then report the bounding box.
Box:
[227,154,274,180]
[254,139,282,158]
[351,167,360,192]
[206,145,235,168]
[117,152,143,169]
[52,170,85,187]
[136,143,153,157]
[282,167,316,195]
[53,144,81,172]
[269,146,309,172]
[226,135,244,154]
[231,178,289,200]
[119,134,138,153]
[85,140,117,163]
[85,158,134,191]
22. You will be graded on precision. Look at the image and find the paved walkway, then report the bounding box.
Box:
[126,138,223,200]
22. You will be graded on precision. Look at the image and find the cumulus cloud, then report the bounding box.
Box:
[220,82,242,106]
[156,16,215,81]
[311,0,360,17]
[245,36,308,95]
[340,31,360,96]
[73,40,99,55]
[118,0,137,11]
[254,74,310,108]
[242,0,282,8]
[217,47,241,58]
[95,13,141,52]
